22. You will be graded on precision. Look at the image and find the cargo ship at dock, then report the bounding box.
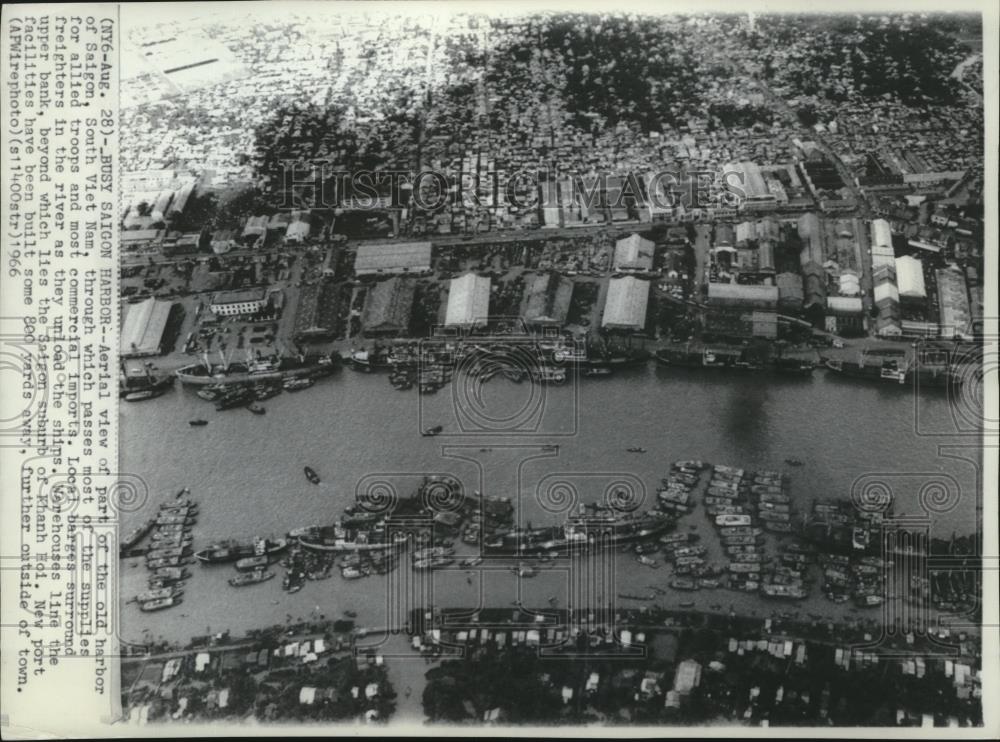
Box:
[655,343,815,375]
[296,523,409,553]
[823,348,959,389]
[175,350,339,386]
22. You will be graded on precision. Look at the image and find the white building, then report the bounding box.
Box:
[602,276,650,330]
[445,273,491,327]
[895,255,926,300]
[613,234,655,272]
[209,288,268,317]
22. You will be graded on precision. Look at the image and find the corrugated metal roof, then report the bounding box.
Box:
[613,234,655,271]
[895,256,926,298]
[363,277,415,333]
[355,242,432,274]
[602,277,649,329]
[445,273,490,327]
[120,298,172,356]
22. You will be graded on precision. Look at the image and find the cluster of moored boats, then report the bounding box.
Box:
[191,376,318,421]
[195,536,290,590]
[350,339,639,394]
[121,491,198,611]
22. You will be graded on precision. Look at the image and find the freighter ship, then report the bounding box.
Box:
[175,349,338,386]
[194,537,289,564]
[824,347,961,388]
[296,523,408,553]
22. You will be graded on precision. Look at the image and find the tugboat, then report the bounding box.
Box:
[189,419,209,427]
[229,569,275,587]
[422,425,443,437]
[304,466,321,485]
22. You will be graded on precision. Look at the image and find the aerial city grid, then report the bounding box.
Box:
[115,7,986,728]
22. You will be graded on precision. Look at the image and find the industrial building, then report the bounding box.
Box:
[936,268,972,339]
[445,273,491,328]
[293,281,341,341]
[775,272,804,310]
[120,298,174,358]
[895,255,927,301]
[521,273,574,327]
[613,234,655,273]
[362,278,416,336]
[354,242,432,276]
[602,277,650,331]
[726,161,777,211]
[707,282,779,310]
[209,288,268,317]
[825,296,865,335]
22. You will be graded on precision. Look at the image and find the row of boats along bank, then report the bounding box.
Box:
[120,491,199,612]
[347,336,971,392]
[121,335,972,405]
[120,470,978,614]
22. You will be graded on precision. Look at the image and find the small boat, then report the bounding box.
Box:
[670,578,699,591]
[304,466,321,485]
[229,569,275,587]
[422,425,444,437]
[459,556,483,568]
[343,609,358,618]
[636,555,659,568]
[253,384,282,401]
[189,419,209,427]
[283,377,314,392]
[123,388,166,402]
[627,447,647,454]
[247,403,266,415]
[235,555,270,571]
[120,518,156,554]
[679,601,696,608]
[196,389,220,401]
[139,596,180,612]
[784,458,803,467]
[152,567,189,582]
[136,587,180,603]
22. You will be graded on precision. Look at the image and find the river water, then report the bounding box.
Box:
[119,364,980,646]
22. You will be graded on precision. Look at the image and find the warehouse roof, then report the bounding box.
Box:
[613,234,655,272]
[602,276,649,330]
[354,242,432,275]
[445,273,491,327]
[895,255,926,299]
[363,278,416,334]
[522,273,574,325]
[120,298,172,357]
